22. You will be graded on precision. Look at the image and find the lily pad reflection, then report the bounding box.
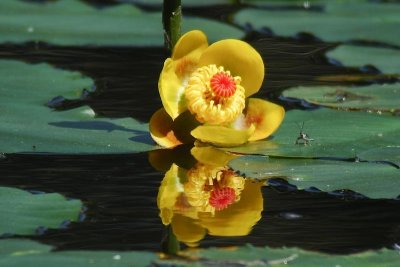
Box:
[153,146,264,247]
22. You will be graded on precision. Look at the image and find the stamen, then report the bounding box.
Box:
[209,187,236,211]
[210,72,236,98]
[184,65,245,125]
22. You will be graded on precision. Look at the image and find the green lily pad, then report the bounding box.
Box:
[282,84,400,113]
[0,59,155,153]
[0,187,82,235]
[0,239,156,267]
[229,156,400,199]
[0,0,243,46]
[327,44,400,74]
[358,147,400,168]
[0,239,52,256]
[175,245,400,267]
[234,1,400,46]
[3,239,399,267]
[225,109,400,162]
[125,0,233,7]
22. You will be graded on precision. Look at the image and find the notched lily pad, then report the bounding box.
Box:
[0,59,154,153]
[0,187,82,235]
[282,84,400,114]
[229,156,400,199]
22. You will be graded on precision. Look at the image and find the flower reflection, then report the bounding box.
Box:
[154,146,264,247]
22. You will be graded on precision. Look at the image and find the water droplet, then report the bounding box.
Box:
[27,26,34,33]
[113,255,121,260]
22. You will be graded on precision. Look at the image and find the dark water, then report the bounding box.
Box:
[0,153,399,255]
[1,0,399,256]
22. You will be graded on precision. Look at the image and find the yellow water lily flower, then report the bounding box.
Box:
[156,146,264,247]
[150,30,285,147]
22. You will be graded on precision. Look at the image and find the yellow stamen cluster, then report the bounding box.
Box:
[185,65,246,125]
[183,164,245,214]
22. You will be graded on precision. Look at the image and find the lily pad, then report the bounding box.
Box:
[234,2,400,46]
[0,239,52,255]
[0,239,156,267]
[3,239,399,267]
[0,187,82,235]
[125,0,233,7]
[175,245,400,267]
[0,0,243,46]
[229,156,400,199]
[282,84,400,113]
[0,59,154,153]
[358,147,400,168]
[225,109,400,162]
[327,44,400,74]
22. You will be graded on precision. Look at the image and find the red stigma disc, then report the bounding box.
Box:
[209,187,236,210]
[210,72,236,98]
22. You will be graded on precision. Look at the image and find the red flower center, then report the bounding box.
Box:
[210,72,236,98]
[209,187,236,211]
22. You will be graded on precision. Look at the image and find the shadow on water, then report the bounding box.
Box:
[0,153,398,254]
[48,121,144,134]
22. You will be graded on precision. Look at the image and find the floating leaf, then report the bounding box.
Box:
[0,0,243,46]
[0,239,156,267]
[282,84,400,113]
[0,239,52,256]
[327,44,400,74]
[0,187,81,235]
[3,239,399,267]
[234,2,400,46]
[229,156,400,199]
[124,0,232,7]
[225,109,400,161]
[358,146,400,168]
[155,244,400,266]
[0,59,154,153]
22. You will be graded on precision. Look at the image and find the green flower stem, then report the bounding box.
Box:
[162,0,182,53]
[161,225,180,255]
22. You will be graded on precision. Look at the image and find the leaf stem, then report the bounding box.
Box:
[161,225,180,255]
[162,0,182,53]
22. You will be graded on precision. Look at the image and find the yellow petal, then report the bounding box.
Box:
[158,58,187,119]
[199,180,264,236]
[198,39,264,97]
[171,214,206,247]
[149,108,183,148]
[190,146,239,166]
[148,149,174,172]
[191,124,256,147]
[172,30,208,61]
[157,164,182,225]
[159,31,209,119]
[245,98,285,141]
